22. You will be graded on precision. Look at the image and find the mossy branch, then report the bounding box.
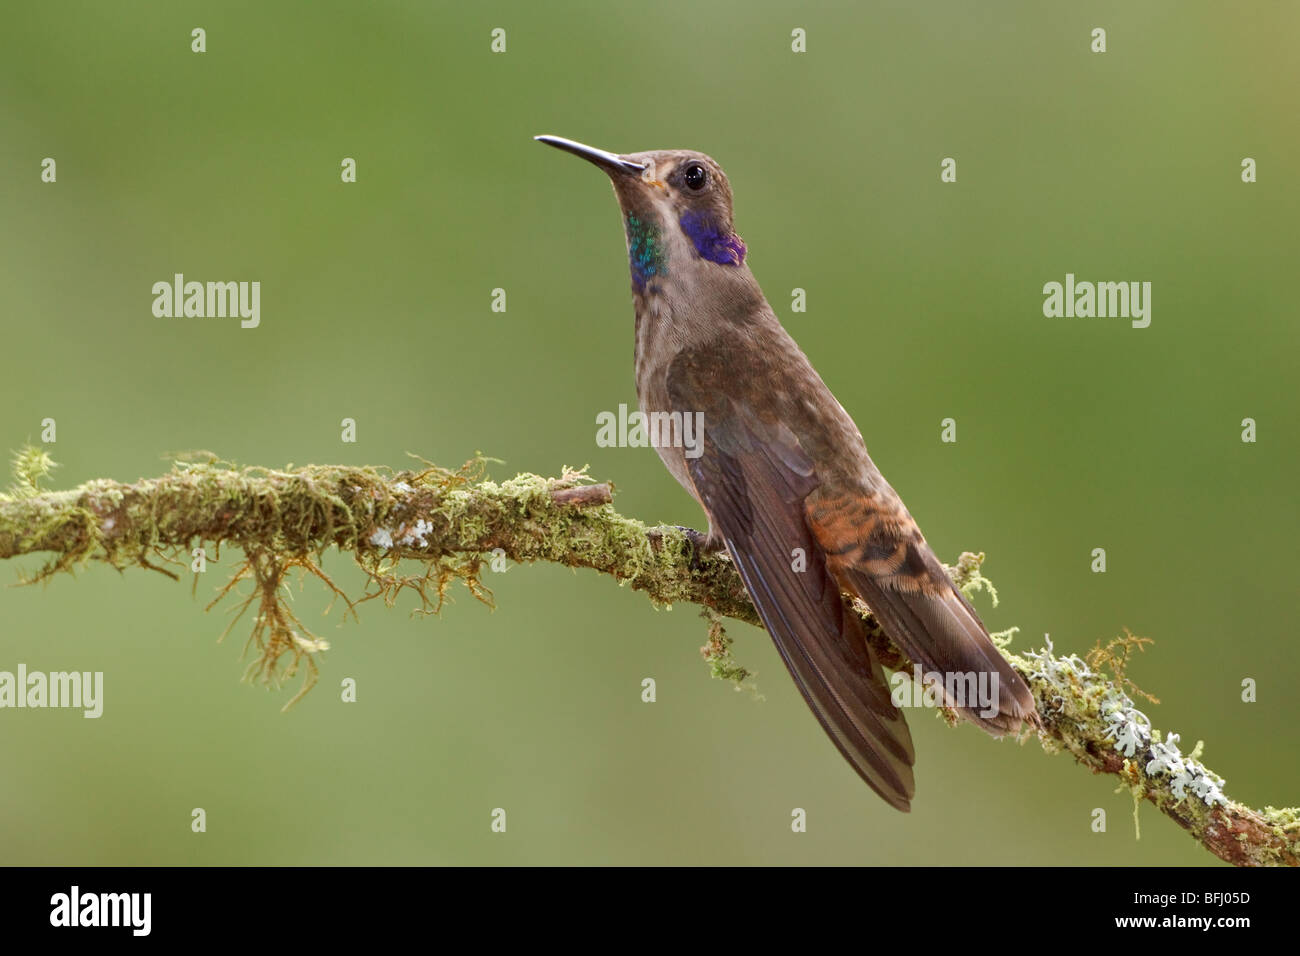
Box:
[0,455,1295,866]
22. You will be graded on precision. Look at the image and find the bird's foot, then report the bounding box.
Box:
[647,525,724,573]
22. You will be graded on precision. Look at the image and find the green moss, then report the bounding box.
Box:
[5,444,58,500]
[699,609,758,693]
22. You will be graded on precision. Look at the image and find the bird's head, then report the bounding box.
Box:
[536,135,747,295]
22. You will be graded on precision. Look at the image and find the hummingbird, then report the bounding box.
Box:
[536,134,1036,811]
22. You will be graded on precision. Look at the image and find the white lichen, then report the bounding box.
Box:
[399,519,434,548]
[1145,733,1185,776]
[1024,637,1227,807]
[1103,702,1152,758]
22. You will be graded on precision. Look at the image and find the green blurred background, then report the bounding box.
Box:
[1,1,1296,865]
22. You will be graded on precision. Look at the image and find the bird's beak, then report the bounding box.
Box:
[534,135,647,174]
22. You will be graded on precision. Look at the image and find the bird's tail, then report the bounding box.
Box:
[839,563,1036,735]
[807,482,1036,735]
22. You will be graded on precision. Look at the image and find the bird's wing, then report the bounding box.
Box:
[668,357,916,810]
[807,486,1037,735]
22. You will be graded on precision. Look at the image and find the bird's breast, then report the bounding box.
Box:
[633,297,698,498]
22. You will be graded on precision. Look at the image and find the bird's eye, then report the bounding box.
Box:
[683,164,707,190]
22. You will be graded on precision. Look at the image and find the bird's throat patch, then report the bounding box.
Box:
[624,214,666,290]
[679,210,746,267]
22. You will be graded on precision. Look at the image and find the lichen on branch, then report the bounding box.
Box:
[0,451,1295,866]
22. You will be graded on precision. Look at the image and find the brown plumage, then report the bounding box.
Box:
[537,135,1037,810]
